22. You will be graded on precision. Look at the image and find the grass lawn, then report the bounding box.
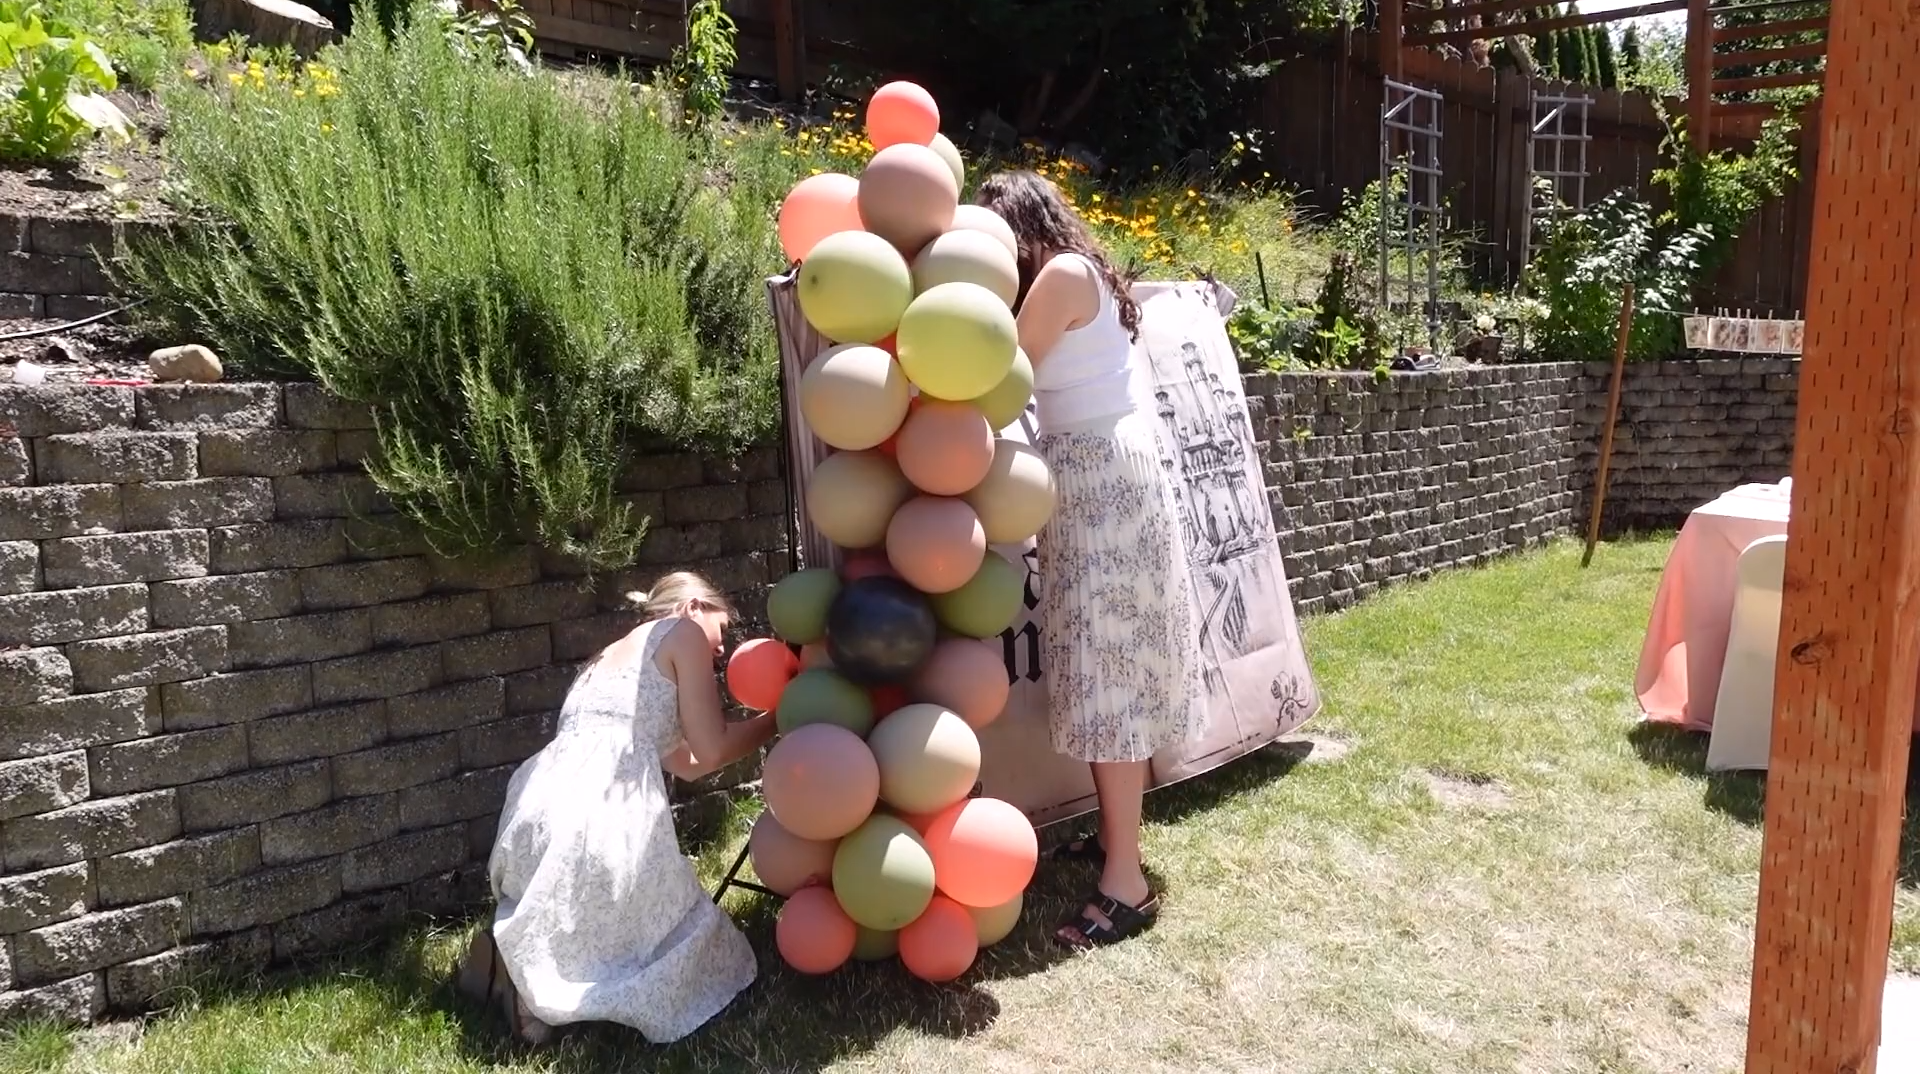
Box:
[8,536,1920,1074]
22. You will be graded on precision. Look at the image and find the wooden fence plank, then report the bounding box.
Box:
[1744,0,1920,1069]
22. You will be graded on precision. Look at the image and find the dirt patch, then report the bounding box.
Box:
[0,317,155,384]
[1273,732,1354,765]
[1423,769,1513,810]
[0,91,174,223]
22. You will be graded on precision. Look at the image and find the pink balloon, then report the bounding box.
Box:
[763,724,880,841]
[923,797,1037,909]
[749,810,837,897]
[867,81,940,149]
[886,496,987,595]
[895,400,994,496]
[779,173,863,264]
[912,637,1010,729]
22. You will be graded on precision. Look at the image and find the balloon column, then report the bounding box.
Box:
[724,80,1059,983]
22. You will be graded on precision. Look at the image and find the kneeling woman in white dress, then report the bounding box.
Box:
[456,571,777,1043]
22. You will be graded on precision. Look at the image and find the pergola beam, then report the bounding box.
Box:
[1743,0,1920,1071]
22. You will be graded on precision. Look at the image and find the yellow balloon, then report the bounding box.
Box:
[896,282,1018,402]
[797,231,913,344]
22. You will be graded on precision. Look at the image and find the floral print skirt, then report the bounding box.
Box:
[1036,411,1205,763]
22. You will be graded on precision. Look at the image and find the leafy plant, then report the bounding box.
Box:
[430,0,535,74]
[123,16,783,569]
[1653,104,1802,277]
[671,0,736,123]
[40,0,192,90]
[1525,189,1708,361]
[0,1,129,161]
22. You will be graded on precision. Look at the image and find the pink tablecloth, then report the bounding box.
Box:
[1635,483,1792,731]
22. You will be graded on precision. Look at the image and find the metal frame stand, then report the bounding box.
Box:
[1380,78,1445,354]
[1521,87,1593,272]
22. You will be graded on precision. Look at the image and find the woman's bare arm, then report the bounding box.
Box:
[657,620,776,780]
[1016,255,1101,366]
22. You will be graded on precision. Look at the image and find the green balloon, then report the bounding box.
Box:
[831,815,936,931]
[768,568,841,645]
[851,925,899,962]
[775,669,875,736]
[970,348,1033,432]
[930,552,1024,638]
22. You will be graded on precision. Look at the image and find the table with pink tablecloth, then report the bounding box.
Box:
[1635,481,1919,734]
[1636,483,1791,730]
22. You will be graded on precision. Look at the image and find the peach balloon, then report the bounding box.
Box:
[866,81,940,149]
[726,637,800,711]
[777,886,857,975]
[807,450,912,550]
[858,144,958,254]
[923,796,1038,908]
[778,172,863,264]
[885,496,986,595]
[800,343,911,451]
[895,400,994,496]
[963,438,1057,545]
[762,723,880,841]
[912,637,1011,729]
[749,810,837,897]
[900,895,978,982]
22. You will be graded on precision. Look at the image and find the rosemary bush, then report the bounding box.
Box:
[122,11,783,569]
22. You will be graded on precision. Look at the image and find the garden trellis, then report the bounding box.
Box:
[1379,78,1446,353]
[1521,86,1591,276]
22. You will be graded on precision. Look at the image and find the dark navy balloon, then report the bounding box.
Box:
[825,575,937,685]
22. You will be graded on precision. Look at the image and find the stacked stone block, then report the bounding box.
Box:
[0,381,789,1023]
[0,215,160,322]
[1251,358,1798,615]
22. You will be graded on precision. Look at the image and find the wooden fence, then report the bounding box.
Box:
[1256,37,1818,315]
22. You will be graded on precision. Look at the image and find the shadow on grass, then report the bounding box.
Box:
[1629,722,1920,885]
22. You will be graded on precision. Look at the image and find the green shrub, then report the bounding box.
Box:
[122,14,784,570]
[0,1,130,161]
[40,0,192,90]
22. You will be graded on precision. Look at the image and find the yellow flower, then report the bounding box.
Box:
[320,123,334,133]
[228,72,243,86]
[810,168,823,176]
[293,88,306,98]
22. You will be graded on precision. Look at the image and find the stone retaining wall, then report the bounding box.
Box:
[0,382,788,1023]
[0,357,1797,1023]
[1253,358,1797,614]
[0,215,156,322]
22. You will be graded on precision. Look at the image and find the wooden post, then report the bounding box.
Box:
[1380,0,1405,81]
[1581,283,1634,568]
[770,0,803,101]
[1744,0,1920,1068]
[1684,0,1714,152]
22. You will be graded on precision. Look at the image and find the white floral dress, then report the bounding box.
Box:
[488,618,756,1042]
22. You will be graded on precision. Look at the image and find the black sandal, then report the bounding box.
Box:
[1054,890,1159,949]
[1049,833,1106,866]
[454,927,552,1045]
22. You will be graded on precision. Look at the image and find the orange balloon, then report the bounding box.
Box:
[777,886,858,975]
[866,81,940,149]
[726,638,800,711]
[894,808,939,836]
[763,723,880,841]
[899,895,978,982]
[885,496,986,595]
[922,797,1037,908]
[749,810,837,896]
[895,400,994,496]
[779,173,863,264]
[840,550,896,582]
[878,333,898,355]
[912,637,1010,729]
[870,683,911,720]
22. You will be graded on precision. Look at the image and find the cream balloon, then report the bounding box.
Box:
[929,133,966,189]
[867,703,982,815]
[949,205,1018,260]
[963,439,1057,545]
[806,450,913,549]
[969,348,1033,432]
[800,344,911,450]
[912,229,1019,308]
[969,892,1024,947]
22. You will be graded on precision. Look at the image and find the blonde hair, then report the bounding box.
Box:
[624,571,733,621]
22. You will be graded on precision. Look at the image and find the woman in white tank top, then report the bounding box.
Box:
[976,172,1204,949]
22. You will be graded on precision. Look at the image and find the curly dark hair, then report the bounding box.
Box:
[974,170,1141,341]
